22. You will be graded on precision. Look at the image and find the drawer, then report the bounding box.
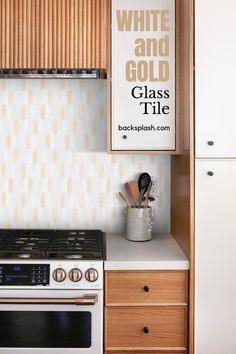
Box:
[105,352,187,354]
[105,307,187,350]
[105,271,188,306]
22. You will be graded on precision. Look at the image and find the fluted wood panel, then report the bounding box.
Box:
[0,0,107,69]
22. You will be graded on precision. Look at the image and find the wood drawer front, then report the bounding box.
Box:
[105,307,187,350]
[105,271,188,306]
[105,352,186,354]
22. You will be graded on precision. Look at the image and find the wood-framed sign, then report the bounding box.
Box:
[110,0,176,152]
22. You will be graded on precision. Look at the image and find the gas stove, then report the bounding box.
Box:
[0,229,105,290]
[0,229,105,354]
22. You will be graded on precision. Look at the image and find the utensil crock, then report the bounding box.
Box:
[125,207,153,242]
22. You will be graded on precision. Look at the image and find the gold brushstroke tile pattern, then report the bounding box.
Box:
[0,79,169,232]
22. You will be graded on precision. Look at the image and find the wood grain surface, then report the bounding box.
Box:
[105,271,188,306]
[0,0,108,68]
[105,306,188,350]
[105,351,187,354]
[170,0,194,353]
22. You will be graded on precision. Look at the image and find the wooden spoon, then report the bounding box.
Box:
[124,182,137,207]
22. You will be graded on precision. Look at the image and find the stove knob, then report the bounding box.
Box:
[53,268,66,282]
[85,268,98,282]
[69,268,82,282]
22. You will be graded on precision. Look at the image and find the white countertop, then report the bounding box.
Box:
[104,233,189,270]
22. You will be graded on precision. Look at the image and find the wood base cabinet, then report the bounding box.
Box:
[105,271,188,353]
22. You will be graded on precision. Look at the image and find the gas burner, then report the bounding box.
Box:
[64,254,84,259]
[17,254,32,259]
[0,229,104,260]
[24,247,34,251]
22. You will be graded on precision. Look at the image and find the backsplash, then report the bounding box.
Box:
[0,79,170,232]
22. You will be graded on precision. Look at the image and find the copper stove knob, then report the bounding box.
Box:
[69,268,82,282]
[85,268,98,282]
[53,268,66,282]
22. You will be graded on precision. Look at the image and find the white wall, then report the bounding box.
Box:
[0,79,170,232]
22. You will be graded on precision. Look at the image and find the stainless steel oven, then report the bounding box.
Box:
[0,260,103,354]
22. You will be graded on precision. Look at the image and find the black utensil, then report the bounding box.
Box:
[142,196,155,202]
[138,172,151,208]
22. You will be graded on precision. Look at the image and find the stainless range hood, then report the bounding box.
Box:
[0,69,106,79]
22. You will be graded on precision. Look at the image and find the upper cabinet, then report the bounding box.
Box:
[108,0,178,153]
[0,0,108,69]
[195,0,236,158]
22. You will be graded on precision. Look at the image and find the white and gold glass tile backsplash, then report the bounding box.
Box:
[0,79,170,232]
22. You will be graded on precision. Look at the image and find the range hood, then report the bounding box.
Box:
[0,69,106,79]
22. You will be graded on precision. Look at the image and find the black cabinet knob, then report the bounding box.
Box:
[207,141,214,146]
[207,171,214,176]
[143,327,149,334]
[143,285,149,292]
[122,135,127,139]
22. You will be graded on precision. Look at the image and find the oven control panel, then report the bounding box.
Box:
[0,264,50,286]
[0,261,103,289]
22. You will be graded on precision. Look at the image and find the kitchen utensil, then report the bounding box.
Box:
[118,192,130,207]
[138,173,151,208]
[138,189,145,208]
[144,181,152,208]
[142,196,155,202]
[124,182,137,207]
[129,180,139,207]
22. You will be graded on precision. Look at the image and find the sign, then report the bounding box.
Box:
[111,0,176,151]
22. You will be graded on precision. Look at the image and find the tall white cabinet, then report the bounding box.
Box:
[195,160,236,354]
[195,0,236,158]
[195,0,236,353]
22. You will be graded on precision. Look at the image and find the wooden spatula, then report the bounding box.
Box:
[129,180,139,207]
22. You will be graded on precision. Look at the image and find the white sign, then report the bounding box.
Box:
[111,0,176,151]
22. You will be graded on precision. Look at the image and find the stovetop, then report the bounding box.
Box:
[0,229,104,260]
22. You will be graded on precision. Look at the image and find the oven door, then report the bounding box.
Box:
[0,289,103,354]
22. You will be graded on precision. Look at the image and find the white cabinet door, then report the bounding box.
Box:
[195,0,236,157]
[195,159,236,354]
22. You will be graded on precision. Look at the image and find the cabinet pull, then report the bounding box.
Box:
[143,285,149,292]
[122,135,127,139]
[207,171,214,176]
[207,141,214,146]
[143,326,149,334]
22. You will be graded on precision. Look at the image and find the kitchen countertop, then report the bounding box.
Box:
[104,233,189,270]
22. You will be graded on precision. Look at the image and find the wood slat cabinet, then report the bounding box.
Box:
[105,271,188,354]
[0,0,108,69]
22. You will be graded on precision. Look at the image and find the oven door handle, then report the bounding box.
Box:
[0,295,97,305]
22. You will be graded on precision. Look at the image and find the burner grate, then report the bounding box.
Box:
[46,230,103,260]
[0,229,104,260]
